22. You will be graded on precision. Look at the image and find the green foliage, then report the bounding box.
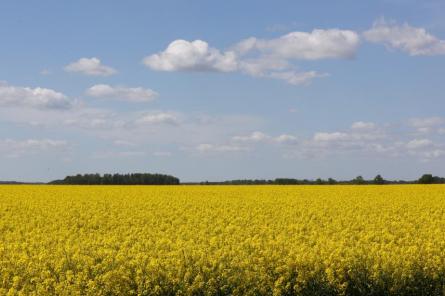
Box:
[50,173,180,185]
[373,174,385,185]
[418,174,445,184]
[351,176,365,185]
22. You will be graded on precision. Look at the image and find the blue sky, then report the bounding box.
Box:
[0,0,444,182]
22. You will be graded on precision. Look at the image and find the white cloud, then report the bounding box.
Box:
[238,57,289,76]
[86,84,158,102]
[313,132,349,142]
[423,149,445,159]
[232,37,258,55]
[364,18,445,56]
[268,70,328,85]
[0,139,68,158]
[238,58,326,85]
[275,134,298,144]
[65,57,117,76]
[351,121,376,130]
[235,29,360,60]
[196,143,248,153]
[232,131,269,142]
[290,122,445,161]
[143,29,359,85]
[410,117,445,133]
[143,40,238,72]
[411,117,444,127]
[136,112,180,125]
[203,132,299,155]
[63,109,127,130]
[405,138,433,149]
[0,82,73,109]
[232,29,359,85]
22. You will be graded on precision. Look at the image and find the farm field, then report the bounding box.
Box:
[0,185,444,295]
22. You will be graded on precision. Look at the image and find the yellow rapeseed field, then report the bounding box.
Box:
[0,185,444,295]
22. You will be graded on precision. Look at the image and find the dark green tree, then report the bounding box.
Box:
[374,174,385,185]
[50,173,180,185]
[418,174,434,184]
[315,178,324,185]
[327,178,337,185]
[352,175,366,185]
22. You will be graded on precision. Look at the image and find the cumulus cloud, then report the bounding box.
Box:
[302,122,384,154]
[65,57,117,76]
[136,112,180,125]
[284,121,445,161]
[406,145,445,161]
[0,139,68,158]
[143,29,359,85]
[235,29,360,60]
[364,18,445,56]
[235,29,358,84]
[86,84,158,102]
[0,82,73,109]
[143,40,238,72]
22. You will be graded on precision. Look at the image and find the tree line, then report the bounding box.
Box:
[49,173,180,185]
[5,173,442,186]
[198,174,445,185]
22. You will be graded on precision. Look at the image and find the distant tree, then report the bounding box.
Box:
[49,173,180,185]
[275,178,299,185]
[315,178,324,185]
[418,174,434,184]
[327,178,337,185]
[352,175,366,185]
[417,174,445,184]
[374,174,385,185]
[433,176,445,184]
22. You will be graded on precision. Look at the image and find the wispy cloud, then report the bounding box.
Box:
[364,18,445,55]
[86,84,158,102]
